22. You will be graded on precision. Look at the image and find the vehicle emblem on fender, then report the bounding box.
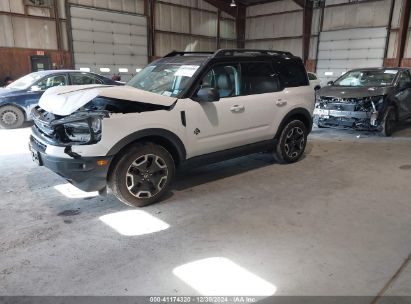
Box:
[194,128,200,135]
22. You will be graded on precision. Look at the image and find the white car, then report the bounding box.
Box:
[30,49,315,207]
[308,72,321,91]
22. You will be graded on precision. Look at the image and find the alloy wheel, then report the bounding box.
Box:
[125,154,169,199]
[284,126,305,159]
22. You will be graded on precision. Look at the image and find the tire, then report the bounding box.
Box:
[0,105,25,129]
[273,120,308,164]
[380,106,396,137]
[108,142,175,207]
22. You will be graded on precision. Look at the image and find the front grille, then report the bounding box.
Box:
[323,103,356,111]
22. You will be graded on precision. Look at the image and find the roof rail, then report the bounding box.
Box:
[164,51,214,57]
[213,49,293,58]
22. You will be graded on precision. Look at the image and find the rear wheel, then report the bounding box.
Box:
[108,143,175,207]
[0,105,24,129]
[380,106,396,137]
[273,120,308,164]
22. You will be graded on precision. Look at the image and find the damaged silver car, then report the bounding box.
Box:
[314,68,411,136]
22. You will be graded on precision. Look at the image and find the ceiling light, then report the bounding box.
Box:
[230,0,236,7]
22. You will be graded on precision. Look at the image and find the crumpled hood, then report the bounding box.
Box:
[38,84,177,116]
[318,85,392,99]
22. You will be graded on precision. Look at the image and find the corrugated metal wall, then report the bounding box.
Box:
[244,0,410,80]
[154,0,236,57]
[245,0,304,57]
[317,0,392,83]
[0,0,145,81]
[69,5,147,81]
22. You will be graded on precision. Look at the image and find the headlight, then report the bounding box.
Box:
[63,117,102,144]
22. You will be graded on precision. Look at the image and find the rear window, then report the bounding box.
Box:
[277,62,309,87]
[241,62,281,95]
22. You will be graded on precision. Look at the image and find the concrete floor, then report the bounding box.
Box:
[0,124,411,299]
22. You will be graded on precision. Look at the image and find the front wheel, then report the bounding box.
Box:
[273,120,308,164]
[0,105,25,129]
[108,143,175,207]
[380,106,396,137]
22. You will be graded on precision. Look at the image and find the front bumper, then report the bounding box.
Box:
[313,108,380,130]
[29,136,113,192]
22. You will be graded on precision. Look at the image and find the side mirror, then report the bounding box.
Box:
[30,85,42,92]
[327,81,334,86]
[194,88,220,102]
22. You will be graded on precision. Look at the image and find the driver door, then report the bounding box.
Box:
[184,62,281,158]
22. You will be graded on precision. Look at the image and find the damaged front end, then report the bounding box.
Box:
[31,96,171,147]
[313,95,385,130]
[32,106,107,147]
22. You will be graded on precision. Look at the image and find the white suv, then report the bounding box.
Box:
[30,49,315,207]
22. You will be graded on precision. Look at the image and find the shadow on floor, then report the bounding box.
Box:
[173,152,275,191]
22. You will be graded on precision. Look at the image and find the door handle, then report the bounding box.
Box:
[230,105,245,113]
[276,99,287,106]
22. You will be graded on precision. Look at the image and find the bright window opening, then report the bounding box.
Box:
[324,72,334,76]
[173,257,277,296]
[119,68,128,73]
[99,210,169,236]
[54,183,99,199]
[136,68,142,73]
[79,67,90,72]
[100,68,111,73]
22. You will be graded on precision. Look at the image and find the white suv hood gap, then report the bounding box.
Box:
[39,85,178,116]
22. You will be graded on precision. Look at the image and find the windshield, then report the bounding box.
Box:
[333,69,398,87]
[7,72,44,90]
[127,63,200,97]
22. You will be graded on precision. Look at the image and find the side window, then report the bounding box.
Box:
[199,64,240,98]
[241,62,281,95]
[397,71,411,88]
[277,63,309,87]
[36,75,67,90]
[70,73,102,85]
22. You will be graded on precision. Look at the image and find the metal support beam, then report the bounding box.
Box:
[204,0,246,49]
[145,0,156,61]
[203,0,237,18]
[217,9,221,49]
[302,0,313,63]
[236,5,246,48]
[395,0,411,66]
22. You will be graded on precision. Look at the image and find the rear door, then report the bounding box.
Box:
[184,61,282,157]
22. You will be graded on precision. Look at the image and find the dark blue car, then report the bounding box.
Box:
[0,70,121,129]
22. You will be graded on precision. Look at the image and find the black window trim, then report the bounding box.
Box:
[190,60,287,100]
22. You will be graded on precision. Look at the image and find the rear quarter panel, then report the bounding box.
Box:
[270,85,315,135]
